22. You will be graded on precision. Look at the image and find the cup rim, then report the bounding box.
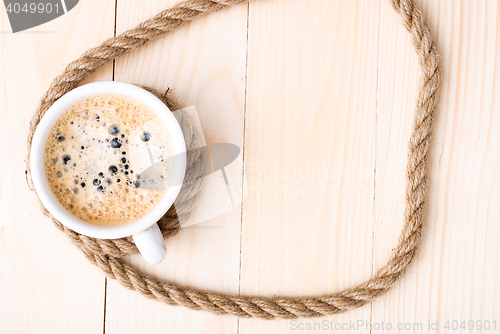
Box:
[30,81,187,239]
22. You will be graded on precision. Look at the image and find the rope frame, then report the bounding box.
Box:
[26,0,440,319]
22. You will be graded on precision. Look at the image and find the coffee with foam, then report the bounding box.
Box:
[43,94,174,226]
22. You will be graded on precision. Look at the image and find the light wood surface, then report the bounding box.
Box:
[0,0,499,333]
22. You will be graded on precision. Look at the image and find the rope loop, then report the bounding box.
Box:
[26,0,440,319]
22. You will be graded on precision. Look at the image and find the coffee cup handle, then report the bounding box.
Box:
[132,223,166,264]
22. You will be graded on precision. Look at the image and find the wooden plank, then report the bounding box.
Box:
[240,0,379,332]
[373,0,500,332]
[104,1,248,333]
[0,0,115,332]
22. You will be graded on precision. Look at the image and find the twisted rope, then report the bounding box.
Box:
[26,0,440,319]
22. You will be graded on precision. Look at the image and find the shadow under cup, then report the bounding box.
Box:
[30,81,187,264]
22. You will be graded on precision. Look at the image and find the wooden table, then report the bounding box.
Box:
[1,0,499,333]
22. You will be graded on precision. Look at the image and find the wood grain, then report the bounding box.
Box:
[104,1,247,333]
[0,0,114,333]
[373,1,500,332]
[240,0,378,332]
[0,0,499,333]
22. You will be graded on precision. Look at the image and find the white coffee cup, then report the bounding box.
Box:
[30,81,187,264]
